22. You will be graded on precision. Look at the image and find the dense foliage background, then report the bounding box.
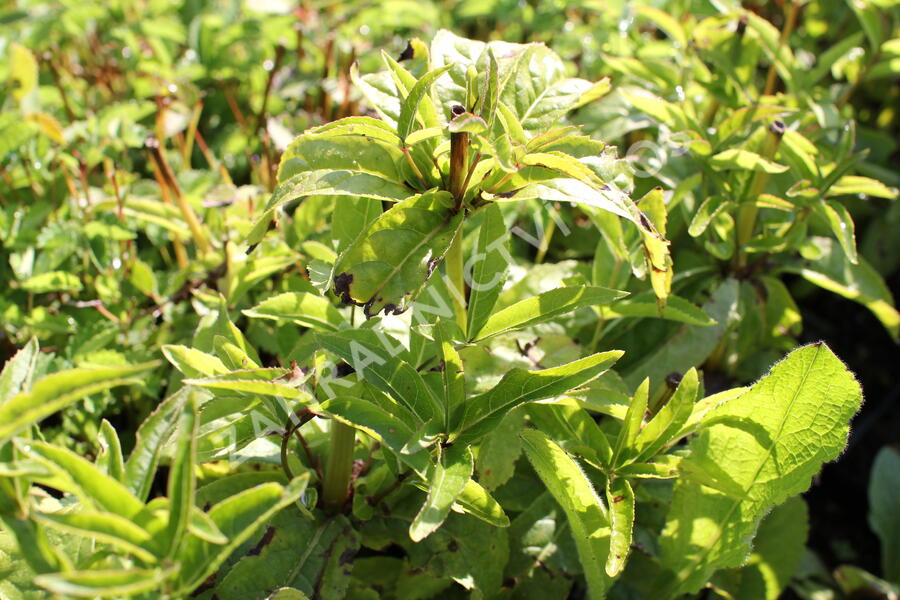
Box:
[0,0,898,598]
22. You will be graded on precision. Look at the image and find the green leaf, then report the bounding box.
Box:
[164,393,198,557]
[603,295,716,326]
[434,320,464,430]
[455,351,623,445]
[34,567,176,598]
[333,196,383,255]
[476,409,525,490]
[320,396,428,475]
[96,419,125,483]
[19,441,145,520]
[870,446,900,583]
[410,444,474,542]
[312,116,400,144]
[34,511,158,564]
[184,370,311,401]
[9,43,37,101]
[655,343,863,597]
[785,237,899,341]
[709,149,788,173]
[622,279,739,390]
[0,362,159,441]
[333,190,463,317]
[605,477,635,577]
[316,331,442,426]
[729,496,809,600]
[501,44,610,134]
[20,271,83,293]
[125,390,186,501]
[526,400,614,468]
[689,196,734,238]
[632,369,699,464]
[521,430,611,599]
[612,378,648,466]
[162,345,228,378]
[826,175,898,199]
[472,286,627,341]
[270,131,411,214]
[466,203,510,339]
[0,338,39,404]
[817,200,858,264]
[620,88,691,132]
[175,478,308,594]
[453,479,509,527]
[214,512,358,600]
[398,66,453,142]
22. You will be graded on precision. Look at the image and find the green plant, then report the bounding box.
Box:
[0,28,873,600]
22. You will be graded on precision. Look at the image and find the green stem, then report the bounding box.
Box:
[447,227,467,335]
[535,216,556,264]
[321,420,355,513]
[732,121,785,272]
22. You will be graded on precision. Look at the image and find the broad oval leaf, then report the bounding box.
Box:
[333,190,463,317]
[655,343,863,596]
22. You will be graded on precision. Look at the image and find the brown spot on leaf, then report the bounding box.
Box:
[398,41,415,61]
[334,273,354,304]
[613,495,625,503]
[248,526,276,556]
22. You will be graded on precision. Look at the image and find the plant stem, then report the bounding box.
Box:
[732,120,785,271]
[535,216,556,264]
[321,420,355,512]
[449,128,469,208]
[446,227,467,335]
[763,1,800,97]
[147,137,212,256]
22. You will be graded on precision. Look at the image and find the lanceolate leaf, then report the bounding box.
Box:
[466,203,510,339]
[96,420,125,483]
[316,331,442,426]
[0,362,159,441]
[631,368,699,464]
[434,321,464,430]
[605,477,635,577]
[398,65,453,142]
[454,351,623,445]
[521,430,612,599]
[410,444,474,542]
[19,441,146,520]
[333,190,463,317]
[34,511,158,564]
[0,337,39,404]
[34,566,177,598]
[175,478,308,594]
[164,393,198,557]
[472,286,627,341]
[783,237,899,341]
[125,390,187,501]
[655,343,863,597]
